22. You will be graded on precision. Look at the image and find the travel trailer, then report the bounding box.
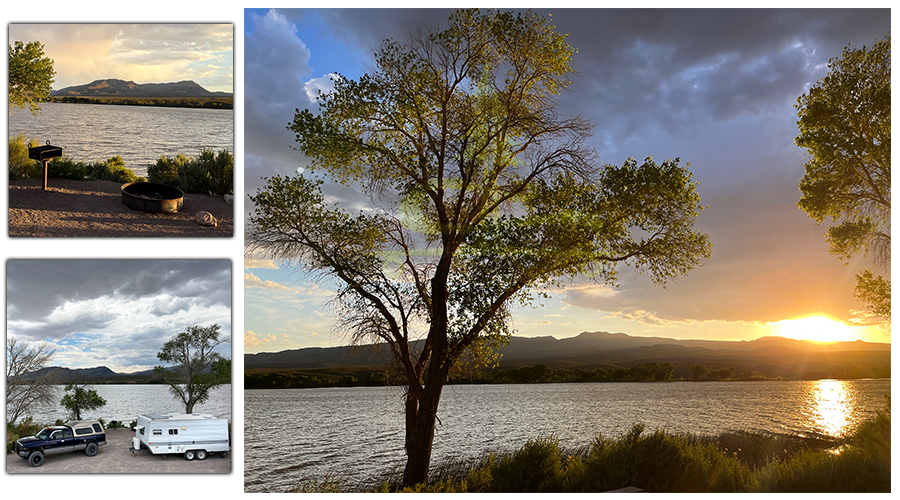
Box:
[132,413,229,460]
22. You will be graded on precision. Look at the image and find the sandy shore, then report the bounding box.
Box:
[8,178,233,237]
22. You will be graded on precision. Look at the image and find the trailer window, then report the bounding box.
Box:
[168,429,178,435]
[152,429,162,435]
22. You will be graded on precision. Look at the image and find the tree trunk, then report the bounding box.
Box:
[402,379,445,488]
[402,245,454,488]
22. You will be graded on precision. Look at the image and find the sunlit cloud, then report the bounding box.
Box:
[245,272,290,290]
[304,73,340,104]
[245,329,277,348]
[603,309,673,327]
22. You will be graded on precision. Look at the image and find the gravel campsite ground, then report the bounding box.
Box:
[8,179,233,237]
[6,427,231,473]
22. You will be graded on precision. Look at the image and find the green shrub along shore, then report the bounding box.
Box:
[9,134,233,196]
[293,397,889,493]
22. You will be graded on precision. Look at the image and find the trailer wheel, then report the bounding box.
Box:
[28,451,45,467]
[85,442,99,456]
[220,451,227,458]
[184,450,196,461]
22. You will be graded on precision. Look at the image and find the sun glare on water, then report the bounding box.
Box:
[775,316,855,343]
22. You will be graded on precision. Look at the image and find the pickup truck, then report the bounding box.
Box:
[13,420,107,467]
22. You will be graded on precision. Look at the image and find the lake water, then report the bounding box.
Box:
[25,384,232,425]
[8,103,233,178]
[244,379,889,492]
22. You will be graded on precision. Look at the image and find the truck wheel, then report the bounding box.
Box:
[196,450,207,460]
[184,450,196,461]
[220,451,227,458]
[28,451,45,467]
[85,442,99,456]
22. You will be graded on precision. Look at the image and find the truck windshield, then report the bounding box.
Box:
[36,428,53,440]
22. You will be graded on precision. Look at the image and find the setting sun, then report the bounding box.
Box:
[775,316,856,343]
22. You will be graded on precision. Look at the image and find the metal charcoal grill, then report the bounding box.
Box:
[121,182,184,213]
[28,141,63,190]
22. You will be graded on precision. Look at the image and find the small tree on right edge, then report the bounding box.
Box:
[794,35,891,324]
[154,324,231,414]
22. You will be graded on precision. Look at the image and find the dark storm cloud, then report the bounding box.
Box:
[335,9,884,148]
[547,9,888,141]
[245,8,888,167]
[7,260,230,322]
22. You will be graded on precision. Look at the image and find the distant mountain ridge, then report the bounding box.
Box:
[23,365,173,383]
[51,78,232,98]
[245,331,890,378]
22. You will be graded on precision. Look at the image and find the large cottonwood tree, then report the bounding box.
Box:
[795,35,890,322]
[154,324,231,414]
[8,40,55,115]
[249,9,711,487]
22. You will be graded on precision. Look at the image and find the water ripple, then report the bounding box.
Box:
[244,380,889,493]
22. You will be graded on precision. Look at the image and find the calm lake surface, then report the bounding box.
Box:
[9,103,233,178]
[244,379,889,492]
[26,384,231,425]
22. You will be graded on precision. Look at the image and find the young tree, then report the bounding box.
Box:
[8,40,56,115]
[154,324,231,414]
[249,9,711,487]
[6,337,58,425]
[60,381,107,421]
[795,35,890,323]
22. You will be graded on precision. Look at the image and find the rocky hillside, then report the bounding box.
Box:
[51,78,232,98]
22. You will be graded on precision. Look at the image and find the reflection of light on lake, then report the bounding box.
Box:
[809,379,853,436]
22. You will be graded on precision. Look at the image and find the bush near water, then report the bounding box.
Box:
[9,134,144,183]
[292,397,889,493]
[148,149,233,196]
[9,134,233,196]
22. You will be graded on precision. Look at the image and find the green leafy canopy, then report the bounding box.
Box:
[795,35,890,322]
[9,40,56,115]
[154,324,231,413]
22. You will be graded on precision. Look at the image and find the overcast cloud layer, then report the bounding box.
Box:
[243,8,890,351]
[7,260,232,373]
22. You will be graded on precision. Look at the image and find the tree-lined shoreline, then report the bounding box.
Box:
[47,95,233,109]
[245,363,890,390]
